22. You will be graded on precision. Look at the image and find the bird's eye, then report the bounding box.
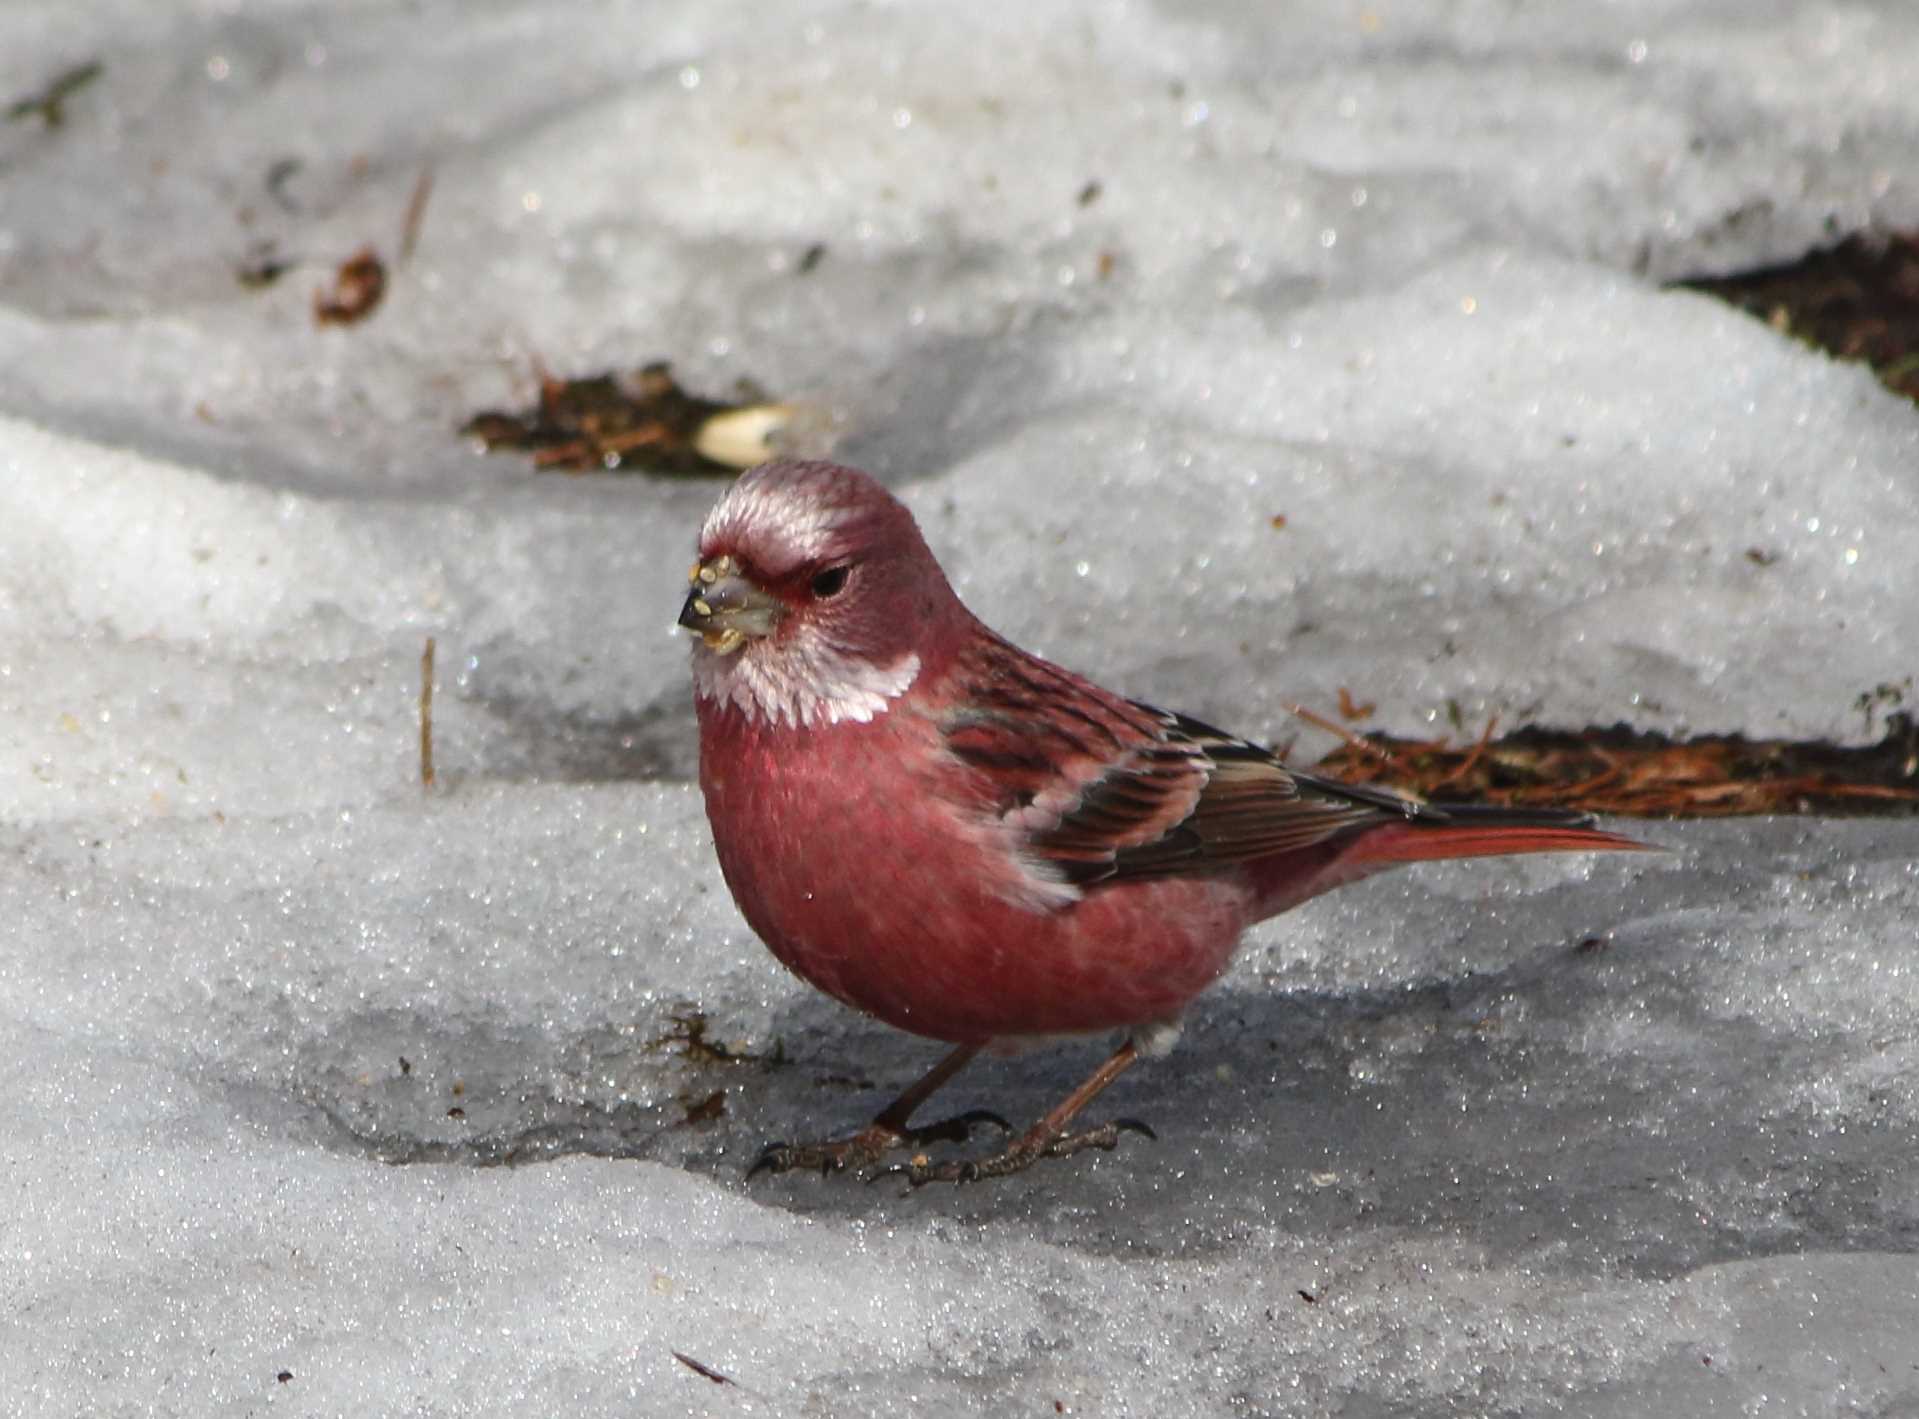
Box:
[810,565,850,599]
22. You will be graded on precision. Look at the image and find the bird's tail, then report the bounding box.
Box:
[1338,803,1650,865]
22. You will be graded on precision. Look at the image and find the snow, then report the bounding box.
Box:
[5,2,1919,1414]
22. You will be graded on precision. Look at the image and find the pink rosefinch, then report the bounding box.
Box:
[680,460,1643,1183]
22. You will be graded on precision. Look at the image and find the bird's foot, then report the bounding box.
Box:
[746,1108,1009,1179]
[878,1117,1156,1187]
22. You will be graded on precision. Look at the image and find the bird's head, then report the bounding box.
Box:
[680,460,965,727]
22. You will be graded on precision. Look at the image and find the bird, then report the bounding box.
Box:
[678,459,1645,1184]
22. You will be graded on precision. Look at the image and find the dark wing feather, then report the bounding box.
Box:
[940,670,1210,873]
[939,636,1449,888]
[1086,709,1406,882]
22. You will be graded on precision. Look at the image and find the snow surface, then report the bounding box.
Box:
[4,1,1919,1415]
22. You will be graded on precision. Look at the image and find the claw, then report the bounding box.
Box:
[863,1112,1158,1186]
[747,1136,868,1178]
[744,1050,1151,1187]
[869,1152,935,1188]
[912,1107,1011,1144]
[1037,1116,1158,1161]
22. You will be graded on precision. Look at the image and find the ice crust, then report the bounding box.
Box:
[4,3,1918,1415]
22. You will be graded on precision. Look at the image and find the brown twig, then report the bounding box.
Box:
[419,637,436,788]
[399,166,434,264]
[671,1351,735,1385]
[1336,686,1376,721]
[1429,713,1499,791]
[1283,701,1393,760]
[5,60,102,128]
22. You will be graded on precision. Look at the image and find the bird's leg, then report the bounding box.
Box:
[748,1042,1006,1177]
[884,1038,1154,1186]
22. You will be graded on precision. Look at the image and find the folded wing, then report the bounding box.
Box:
[938,637,1544,888]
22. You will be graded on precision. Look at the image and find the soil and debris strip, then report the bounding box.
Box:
[1311,714,1919,818]
[1678,231,1919,405]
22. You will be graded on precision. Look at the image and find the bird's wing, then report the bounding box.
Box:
[938,639,1422,887]
[1092,708,1417,881]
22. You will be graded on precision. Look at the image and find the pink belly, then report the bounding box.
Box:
[753,862,1251,1042]
[696,704,1254,1042]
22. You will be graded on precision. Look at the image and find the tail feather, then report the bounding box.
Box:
[1342,813,1650,866]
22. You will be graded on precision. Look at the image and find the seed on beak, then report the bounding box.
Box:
[679,554,781,651]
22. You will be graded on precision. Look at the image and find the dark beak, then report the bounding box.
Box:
[678,559,783,652]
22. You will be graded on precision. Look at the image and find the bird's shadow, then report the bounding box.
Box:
[680,919,1918,1278]
[275,761,1911,1282]
[280,905,1913,1279]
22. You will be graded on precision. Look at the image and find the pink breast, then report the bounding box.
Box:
[696,702,1255,1042]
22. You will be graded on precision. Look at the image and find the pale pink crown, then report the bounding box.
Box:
[698,460,896,579]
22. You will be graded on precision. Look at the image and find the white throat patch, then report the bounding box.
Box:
[691,622,920,729]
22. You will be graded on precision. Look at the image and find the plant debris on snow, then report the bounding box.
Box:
[461,363,794,474]
[1311,713,1919,819]
[5,59,102,128]
[313,246,387,325]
